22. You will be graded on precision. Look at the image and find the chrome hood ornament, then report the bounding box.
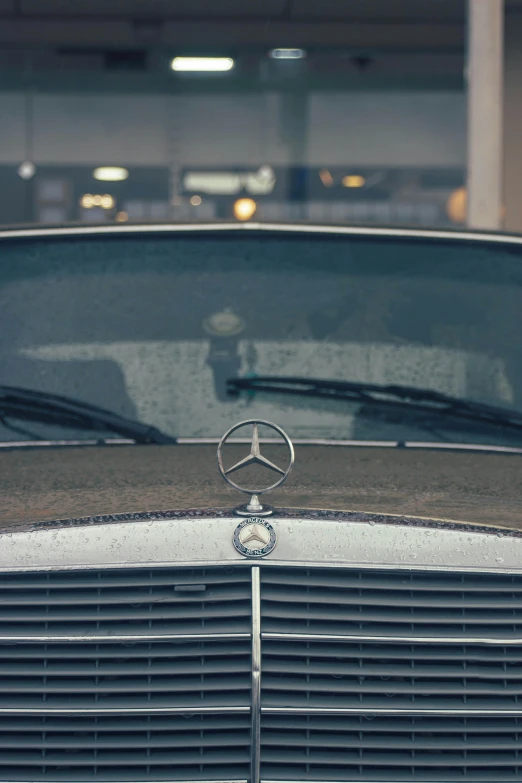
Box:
[217,419,294,516]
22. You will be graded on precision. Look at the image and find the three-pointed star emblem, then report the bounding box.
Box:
[240,523,270,547]
[224,423,286,478]
[217,418,294,509]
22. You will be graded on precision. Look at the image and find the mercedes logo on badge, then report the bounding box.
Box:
[233,517,277,558]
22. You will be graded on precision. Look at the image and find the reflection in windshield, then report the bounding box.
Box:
[20,339,513,440]
[0,231,521,443]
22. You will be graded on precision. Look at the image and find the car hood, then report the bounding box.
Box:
[0,443,520,530]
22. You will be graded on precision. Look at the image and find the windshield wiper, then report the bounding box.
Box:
[227,375,522,435]
[0,386,177,444]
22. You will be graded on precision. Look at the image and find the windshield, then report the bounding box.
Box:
[1,229,521,445]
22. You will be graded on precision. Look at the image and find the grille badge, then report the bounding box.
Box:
[233,517,277,558]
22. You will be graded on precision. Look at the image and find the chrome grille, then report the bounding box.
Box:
[261,714,522,781]
[0,714,251,781]
[262,638,522,710]
[0,567,251,638]
[0,639,251,711]
[0,566,252,782]
[260,566,522,782]
[261,567,522,639]
[2,562,522,782]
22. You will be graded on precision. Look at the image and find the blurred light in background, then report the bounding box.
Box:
[190,195,202,206]
[446,186,467,223]
[269,48,306,60]
[319,169,334,187]
[17,161,36,180]
[93,166,129,182]
[171,57,234,72]
[185,172,240,195]
[249,165,276,193]
[183,169,276,195]
[342,174,365,188]
[100,194,114,209]
[81,193,114,210]
[233,198,257,221]
[256,164,275,180]
[115,211,129,222]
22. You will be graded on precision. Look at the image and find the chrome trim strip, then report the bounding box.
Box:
[0,223,242,240]
[178,438,398,447]
[2,560,522,575]
[177,438,522,454]
[1,436,522,455]
[0,706,250,715]
[262,632,522,646]
[0,561,250,574]
[245,223,522,245]
[256,560,522,574]
[0,438,135,448]
[1,221,522,246]
[404,441,522,454]
[2,437,522,456]
[262,706,522,716]
[0,633,251,643]
[251,566,262,783]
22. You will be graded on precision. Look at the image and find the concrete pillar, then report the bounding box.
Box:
[467,0,504,229]
[503,9,522,232]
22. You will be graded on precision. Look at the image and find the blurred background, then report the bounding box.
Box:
[0,0,518,231]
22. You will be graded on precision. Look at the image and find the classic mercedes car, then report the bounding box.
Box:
[0,221,522,783]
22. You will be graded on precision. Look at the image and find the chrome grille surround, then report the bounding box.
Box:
[2,512,522,782]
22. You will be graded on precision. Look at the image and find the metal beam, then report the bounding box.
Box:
[466,0,504,229]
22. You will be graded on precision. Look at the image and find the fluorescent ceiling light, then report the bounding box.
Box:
[269,48,306,60]
[183,170,276,196]
[171,57,234,72]
[93,166,129,182]
[184,172,242,195]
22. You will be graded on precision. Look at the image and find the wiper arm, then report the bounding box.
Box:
[0,386,177,445]
[227,375,522,434]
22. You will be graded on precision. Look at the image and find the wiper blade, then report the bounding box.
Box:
[227,375,522,434]
[0,386,177,445]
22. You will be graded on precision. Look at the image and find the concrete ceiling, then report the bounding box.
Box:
[0,1,473,20]
[0,0,517,79]
[0,0,473,50]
